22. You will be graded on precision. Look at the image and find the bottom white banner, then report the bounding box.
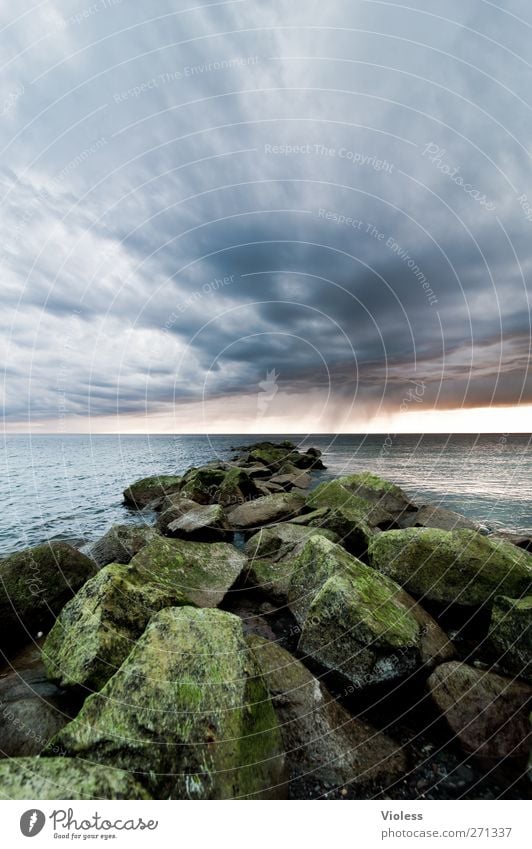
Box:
[1,799,529,848]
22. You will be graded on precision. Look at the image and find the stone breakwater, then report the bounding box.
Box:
[0,440,530,800]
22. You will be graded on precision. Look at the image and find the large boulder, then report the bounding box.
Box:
[0,543,96,650]
[216,467,262,507]
[368,528,532,607]
[400,505,484,533]
[488,595,532,683]
[42,562,191,692]
[179,466,227,504]
[84,524,159,568]
[0,668,71,757]
[427,662,532,766]
[156,496,200,534]
[248,635,406,791]
[130,536,246,608]
[304,477,402,555]
[50,607,286,799]
[123,475,182,509]
[165,504,232,543]
[269,471,312,491]
[288,537,454,689]
[227,492,306,530]
[310,473,415,516]
[244,523,338,562]
[0,757,150,800]
[243,528,339,602]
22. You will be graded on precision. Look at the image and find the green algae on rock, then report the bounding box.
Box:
[123,475,183,509]
[129,535,246,607]
[427,661,532,766]
[42,562,191,691]
[49,607,285,799]
[244,523,338,563]
[227,491,306,530]
[488,595,532,683]
[0,542,96,650]
[288,536,453,689]
[165,503,232,542]
[85,524,159,568]
[0,757,151,800]
[368,528,532,607]
[248,635,407,790]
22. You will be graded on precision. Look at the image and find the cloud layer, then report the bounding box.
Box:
[1,0,531,432]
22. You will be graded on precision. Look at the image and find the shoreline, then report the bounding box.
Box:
[0,440,531,800]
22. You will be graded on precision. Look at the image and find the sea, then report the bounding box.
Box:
[0,433,530,557]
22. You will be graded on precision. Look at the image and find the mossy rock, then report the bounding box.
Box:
[156,496,200,534]
[248,635,406,789]
[42,562,192,691]
[288,537,453,689]
[227,492,306,530]
[123,475,183,509]
[0,542,96,651]
[0,757,150,800]
[129,536,246,608]
[427,662,532,766]
[179,466,227,504]
[216,467,261,507]
[166,503,232,543]
[49,608,286,799]
[305,479,397,555]
[85,524,159,568]
[244,523,338,563]
[243,559,293,601]
[489,595,532,683]
[368,528,532,607]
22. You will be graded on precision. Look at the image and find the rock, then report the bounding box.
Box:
[129,535,246,608]
[244,523,339,562]
[242,558,296,602]
[317,473,414,515]
[427,662,532,766]
[284,451,326,470]
[0,757,150,800]
[84,524,159,568]
[243,527,339,602]
[304,478,400,555]
[256,481,285,496]
[0,543,96,651]
[42,562,191,691]
[270,471,312,491]
[0,668,71,757]
[123,475,183,509]
[488,595,532,683]
[248,636,407,789]
[216,467,262,507]
[233,463,273,479]
[227,492,306,530]
[490,532,532,553]
[179,467,227,504]
[156,496,200,534]
[286,506,331,526]
[400,504,483,532]
[50,607,286,799]
[166,503,232,543]
[368,528,532,607]
[288,537,453,689]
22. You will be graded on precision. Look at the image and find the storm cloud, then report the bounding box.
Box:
[1,0,530,432]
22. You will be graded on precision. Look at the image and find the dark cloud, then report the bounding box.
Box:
[1,0,530,430]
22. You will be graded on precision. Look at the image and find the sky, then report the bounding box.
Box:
[0,0,531,434]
